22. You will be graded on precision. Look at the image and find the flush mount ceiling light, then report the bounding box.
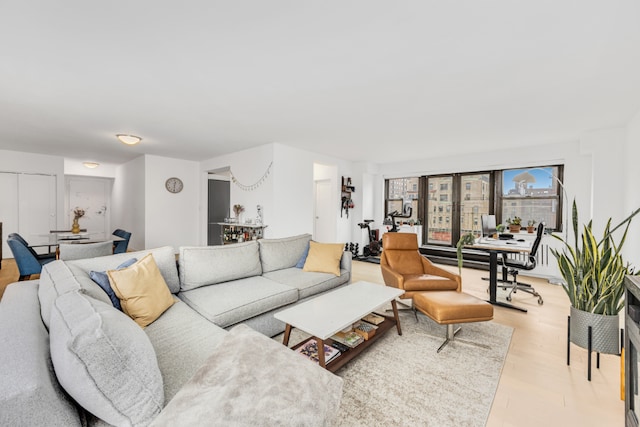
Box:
[116,134,142,145]
[83,162,100,169]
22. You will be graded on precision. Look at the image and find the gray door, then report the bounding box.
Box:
[208,179,230,245]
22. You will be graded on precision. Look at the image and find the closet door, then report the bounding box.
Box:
[18,174,57,242]
[0,173,19,258]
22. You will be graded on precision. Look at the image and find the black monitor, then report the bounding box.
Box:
[481,214,497,237]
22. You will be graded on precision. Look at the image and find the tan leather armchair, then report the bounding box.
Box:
[380,233,461,299]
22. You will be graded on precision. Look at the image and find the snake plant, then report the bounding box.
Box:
[550,199,640,315]
[456,232,477,275]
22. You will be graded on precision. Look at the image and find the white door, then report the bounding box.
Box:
[67,177,111,239]
[19,174,57,242]
[314,179,334,242]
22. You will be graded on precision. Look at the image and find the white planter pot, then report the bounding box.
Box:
[569,306,620,354]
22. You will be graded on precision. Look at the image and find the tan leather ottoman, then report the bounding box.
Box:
[413,291,493,352]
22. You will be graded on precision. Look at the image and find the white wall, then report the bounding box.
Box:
[313,163,339,242]
[144,155,200,251]
[273,144,354,242]
[579,127,627,233]
[112,156,146,251]
[625,109,640,264]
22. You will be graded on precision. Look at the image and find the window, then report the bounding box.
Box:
[384,177,420,223]
[421,165,562,248]
[498,166,563,231]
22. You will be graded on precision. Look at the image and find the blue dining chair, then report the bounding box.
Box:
[112,229,131,254]
[8,232,57,259]
[7,235,56,281]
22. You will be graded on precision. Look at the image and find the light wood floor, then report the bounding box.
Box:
[350,260,622,427]
[0,258,623,425]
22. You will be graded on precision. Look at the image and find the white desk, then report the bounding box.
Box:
[470,237,532,312]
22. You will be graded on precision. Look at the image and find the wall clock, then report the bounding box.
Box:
[165,177,184,193]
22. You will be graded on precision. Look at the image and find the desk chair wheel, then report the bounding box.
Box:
[506,296,512,302]
[538,297,544,305]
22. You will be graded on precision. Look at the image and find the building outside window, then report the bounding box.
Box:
[385,177,420,223]
[499,166,563,231]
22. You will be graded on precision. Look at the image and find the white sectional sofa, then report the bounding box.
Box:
[0,234,350,426]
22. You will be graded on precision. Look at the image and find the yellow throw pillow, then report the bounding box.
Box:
[108,253,175,328]
[303,241,344,276]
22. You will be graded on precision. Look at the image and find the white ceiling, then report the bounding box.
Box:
[1,1,640,165]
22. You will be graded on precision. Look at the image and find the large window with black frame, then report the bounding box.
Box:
[387,164,563,250]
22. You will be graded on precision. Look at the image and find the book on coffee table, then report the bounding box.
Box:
[295,338,341,364]
[331,331,364,348]
[362,313,385,325]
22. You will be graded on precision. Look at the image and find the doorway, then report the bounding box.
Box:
[314,179,333,242]
[207,174,230,245]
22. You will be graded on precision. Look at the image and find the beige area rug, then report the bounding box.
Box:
[277,308,513,427]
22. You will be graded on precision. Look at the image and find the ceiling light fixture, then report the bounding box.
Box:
[83,162,100,169]
[116,134,142,145]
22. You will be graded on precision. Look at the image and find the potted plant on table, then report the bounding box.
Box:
[551,200,640,356]
[526,219,537,233]
[506,216,522,233]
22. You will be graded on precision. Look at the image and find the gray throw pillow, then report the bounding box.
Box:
[49,291,164,426]
[89,257,137,310]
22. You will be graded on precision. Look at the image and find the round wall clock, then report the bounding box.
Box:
[165,177,184,193]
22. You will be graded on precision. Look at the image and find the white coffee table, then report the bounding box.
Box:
[274,281,404,371]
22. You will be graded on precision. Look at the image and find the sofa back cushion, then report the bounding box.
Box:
[66,246,180,294]
[179,241,262,291]
[0,282,82,427]
[49,291,164,426]
[39,260,113,330]
[258,234,312,273]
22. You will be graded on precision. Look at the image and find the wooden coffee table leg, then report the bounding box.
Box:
[391,300,402,336]
[282,324,292,346]
[317,337,326,368]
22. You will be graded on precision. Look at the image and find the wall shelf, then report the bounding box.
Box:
[341,176,355,218]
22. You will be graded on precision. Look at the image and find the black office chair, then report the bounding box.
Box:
[499,222,544,305]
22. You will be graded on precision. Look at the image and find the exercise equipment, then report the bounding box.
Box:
[386,203,413,232]
[357,220,381,257]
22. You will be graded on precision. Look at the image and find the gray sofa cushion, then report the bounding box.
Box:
[262,267,350,299]
[39,260,112,330]
[178,276,298,328]
[179,242,262,291]
[66,246,180,294]
[58,241,114,261]
[144,300,228,402]
[50,291,164,427]
[150,324,343,427]
[0,282,82,427]
[258,234,312,273]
